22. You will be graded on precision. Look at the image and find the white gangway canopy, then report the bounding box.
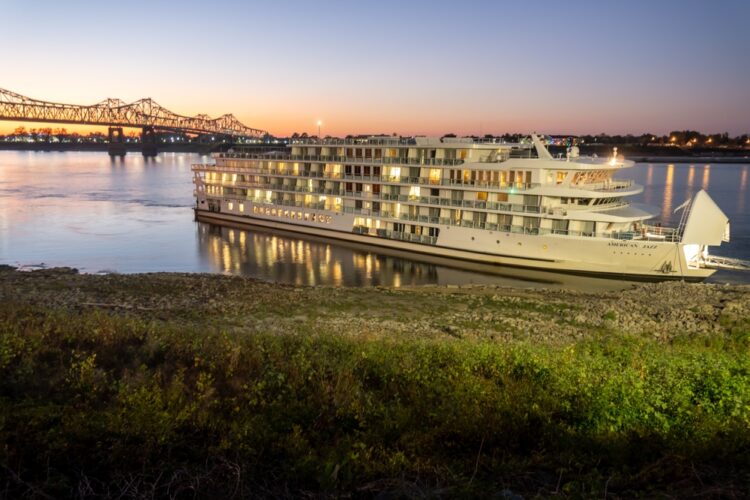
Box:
[681,190,730,245]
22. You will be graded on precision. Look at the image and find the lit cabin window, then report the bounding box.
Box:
[429,168,441,184]
[556,171,567,184]
[228,202,234,211]
[239,203,244,213]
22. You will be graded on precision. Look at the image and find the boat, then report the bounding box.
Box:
[191,134,735,281]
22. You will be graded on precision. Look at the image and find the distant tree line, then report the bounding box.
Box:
[3,128,749,148]
[287,130,749,147]
[0,127,197,144]
[564,131,748,148]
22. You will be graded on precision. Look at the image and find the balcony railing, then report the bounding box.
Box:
[213,153,466,166]
[352,226,438,246]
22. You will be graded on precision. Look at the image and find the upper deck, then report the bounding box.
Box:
[218,134,633,172]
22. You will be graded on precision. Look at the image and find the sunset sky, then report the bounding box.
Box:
[2,0,749,137]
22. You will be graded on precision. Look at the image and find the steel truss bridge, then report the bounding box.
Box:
[0,87,268,155]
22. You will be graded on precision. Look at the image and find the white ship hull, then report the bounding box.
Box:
[195,204,712,281]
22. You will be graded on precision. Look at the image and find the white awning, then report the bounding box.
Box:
[572,203,659,222]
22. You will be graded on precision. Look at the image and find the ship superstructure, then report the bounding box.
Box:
[192,134,731,280]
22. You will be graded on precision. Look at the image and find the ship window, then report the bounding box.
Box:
[239,203,244,212]
[523,195,540,206]
[429,168,441,184]
[523,217,540,229]
[556,171,567,184]
[552,219,569,232]
[228,202,234,211]
[477,192,488,201]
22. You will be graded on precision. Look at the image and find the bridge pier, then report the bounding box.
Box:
[107,127,127,157]
[141,126,158,157]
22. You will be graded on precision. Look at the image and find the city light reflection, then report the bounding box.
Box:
[661,164,674,223]
[644,165,654,206]
[701,165,711,190]
[739,166,748,213]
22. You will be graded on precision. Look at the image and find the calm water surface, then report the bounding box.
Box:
[0,151,748,287]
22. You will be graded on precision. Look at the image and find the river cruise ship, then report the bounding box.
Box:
[192,134,732,281]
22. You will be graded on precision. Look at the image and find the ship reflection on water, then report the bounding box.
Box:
[198,223,440,287]
[196,222,641,290]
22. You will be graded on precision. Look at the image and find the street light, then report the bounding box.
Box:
[317,120,322,138]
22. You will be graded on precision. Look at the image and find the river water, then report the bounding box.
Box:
[0,151,748,287]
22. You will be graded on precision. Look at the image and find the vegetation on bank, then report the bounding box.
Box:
[0,267,748,498]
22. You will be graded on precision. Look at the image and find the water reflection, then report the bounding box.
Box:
[701,164,711,190]
[644,165,654,206]
[195,222,640,290]
[198,223,448,286]
[739,166,748,213]
[661,164,674,223]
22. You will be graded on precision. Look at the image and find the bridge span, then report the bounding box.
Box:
[0,88,268,156]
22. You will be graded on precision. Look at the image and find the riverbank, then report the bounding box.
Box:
[629,156,750,164]
[1,267,748,497]
[3,142,749,164]
[0,141,210,154]
[550,145,750,164]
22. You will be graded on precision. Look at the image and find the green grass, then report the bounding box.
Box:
[1,298,748,498]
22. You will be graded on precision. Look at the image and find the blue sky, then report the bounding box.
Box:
[2,0,749,135]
